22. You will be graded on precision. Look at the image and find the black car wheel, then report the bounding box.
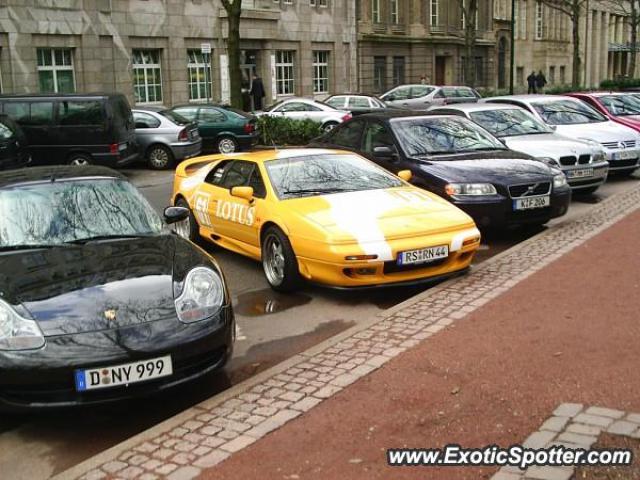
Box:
[68,153,92,166]
[217,136,238,154]
[147,144,174,170]
[261,226,302,292]
[174,198,200,242]
[322,122,339,132]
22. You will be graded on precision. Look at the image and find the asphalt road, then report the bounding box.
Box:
[1,166,638,480]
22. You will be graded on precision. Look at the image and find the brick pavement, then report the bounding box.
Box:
[56,182,640,480]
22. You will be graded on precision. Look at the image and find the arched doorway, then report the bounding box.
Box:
[498,37,507,89]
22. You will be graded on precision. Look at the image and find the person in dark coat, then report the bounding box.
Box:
[527,71,537,94]
[249,74,265,111]
[535,70,548,93]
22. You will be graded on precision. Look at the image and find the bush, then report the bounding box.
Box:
[600,78,640,91]
[256,116,325,146]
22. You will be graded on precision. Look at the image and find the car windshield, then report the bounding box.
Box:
[392,117,507,156]
[159,110,190,125]
[531,100,607,125]
[599,95,640,116]
[469,108,552,137]
[0,178,163,248]
[265,154,403,199]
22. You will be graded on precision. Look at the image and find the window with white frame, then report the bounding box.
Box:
[132,50,163,104]
[535,1,544,40]
[372,0,381,23]
[430,0,439,26]
[275,50,295,95]
[37,48,75,93]
[390,0,399,24]
[310,0,327,5]
[187,50,212,102]
[312,51,329,94]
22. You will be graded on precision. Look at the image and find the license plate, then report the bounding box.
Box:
[566,168,593,179]
[513,195,550,210]
[613,149,638,160]
[397,245,449,266]
[75,355,173,392]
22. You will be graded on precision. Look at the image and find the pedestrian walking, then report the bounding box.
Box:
[535,70,547,94]
[249,73,265,111]
[527,71,537,94]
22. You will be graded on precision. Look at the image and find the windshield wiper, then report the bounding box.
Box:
[283,187,357,196]
[68,234,153,244]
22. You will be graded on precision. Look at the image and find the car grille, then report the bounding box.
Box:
[578,154,591,164]
[559,155,591,166]
[601,140,636,149]
[610,158,639,168]
[508,182,551,198]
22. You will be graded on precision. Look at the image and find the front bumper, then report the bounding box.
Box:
[604,150,640,172]
[452,188,572,229]
[0,305,234,410]
[562,162,609,191]
[170,139,203,161]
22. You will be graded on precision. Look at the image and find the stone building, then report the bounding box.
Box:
[357,0,502,94]
[0,0,357,108]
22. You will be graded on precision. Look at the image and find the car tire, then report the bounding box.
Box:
[68,153,92,166]
[147,144,174,170]
[217,136,239,154]
[261,226,302,292]
[322,122,339,132]
[174,198,201,243]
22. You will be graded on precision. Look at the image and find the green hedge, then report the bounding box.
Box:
[256,116,324,146]
[600,78,640,91]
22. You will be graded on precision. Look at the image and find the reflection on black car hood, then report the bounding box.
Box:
[0,236,182,337]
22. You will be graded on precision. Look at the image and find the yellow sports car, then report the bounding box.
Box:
[172,149,480,291]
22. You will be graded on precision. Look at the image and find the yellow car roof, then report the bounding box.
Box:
[187,148,353,165]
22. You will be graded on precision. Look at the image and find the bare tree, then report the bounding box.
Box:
[541,0,588,87]
[604,0,639,77]
[460,0,480,87]
[221,0,243,109]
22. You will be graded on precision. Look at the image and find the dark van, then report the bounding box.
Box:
[0,93,138,166]
[0,114,31,170]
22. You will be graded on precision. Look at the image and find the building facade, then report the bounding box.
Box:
[357,0,502,94]
[0,0,357,108]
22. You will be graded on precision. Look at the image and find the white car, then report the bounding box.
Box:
[484,95,640,175]
[429,103,609,194]
[258,98,351,131]
[381,84,481,110]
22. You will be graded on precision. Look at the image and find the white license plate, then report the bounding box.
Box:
[513,195,550,210]
[566,168,593,179]
[75,355,173,392]
[397,245,449,266]
[614,149,638,160]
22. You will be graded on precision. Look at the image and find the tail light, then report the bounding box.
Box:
[342,113,352,122]
[244,123,255,134]
[109,143,118,154]
[178,128,189,141]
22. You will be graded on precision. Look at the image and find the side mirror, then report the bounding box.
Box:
[164,206,189,224]
[231,186,254,201]
[373,145,398,161]
[397,170,412,182]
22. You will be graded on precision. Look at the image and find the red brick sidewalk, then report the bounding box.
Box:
[200,210,640,480]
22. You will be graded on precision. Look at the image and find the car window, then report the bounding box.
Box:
[410,86,435,99]
[454,87,477,98]
[134,112,161,128]
[3,102,30,123]
[0,121,15,140]
[469,108,552,137]
[369,98,385,108]
[433,89,445,99]
[173,107,199,121]
[205,160,233,186]
[362,122,394,153]
[385,87,410,101]
[325,97,346,108]
[277,102,319,112]
[247,167,267,198]
[58,101,104,126]
[199,108,226,123]
[599,95,640,116]
[220,161,257,190]
[159,110,190,125]
[329,120,365,147]
[531,100,607,125]
[442,87,459,98]
[348,97,371,108]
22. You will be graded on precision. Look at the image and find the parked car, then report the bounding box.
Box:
[169,104,258,154]
[567,92,640,134]
[484,95,640,175]
[0,114,31,170]
[310,112,572,229]
[172,149,481,291]
[132,107,202,170]
[0,93,138,167]
[0,165,234,410]
[429,103,609,194]
[324,94,388,116]
[381,85,481,110]
[258,98,351,131]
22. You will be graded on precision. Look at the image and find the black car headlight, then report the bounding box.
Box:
[175,267,224,323]
[0,299,45,351]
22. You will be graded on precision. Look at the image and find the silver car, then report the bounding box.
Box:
[429,103,610,194]
[381,84,481,110]
[133,107,202,170]
[258,98,351,131]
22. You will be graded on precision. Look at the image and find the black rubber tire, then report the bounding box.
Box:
[68,153,92,166]
[261,226,302,293]
[217,136,239,154]
[146,144,175,170]
[175,198,201,243]
[322,122,339,132]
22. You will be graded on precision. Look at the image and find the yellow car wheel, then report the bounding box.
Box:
[261,226,302,292]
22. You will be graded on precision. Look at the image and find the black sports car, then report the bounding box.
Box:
[0,166,234,410]
[310,111,572,228]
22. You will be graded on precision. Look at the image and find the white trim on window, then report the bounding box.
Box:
[132,49,163,105]
[37,48,76,93]
[275,50,295,96]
